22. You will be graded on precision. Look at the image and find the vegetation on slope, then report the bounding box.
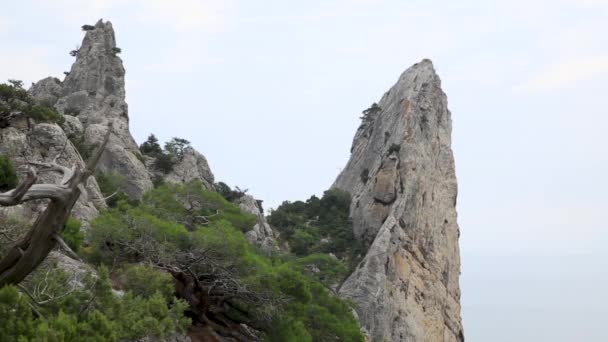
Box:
[0,166,363,340]
[0,80,64,126]
[268,189,364,270]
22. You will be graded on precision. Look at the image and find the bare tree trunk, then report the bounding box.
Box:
[0,129,111,287]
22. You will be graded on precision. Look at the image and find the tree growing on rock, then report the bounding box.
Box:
[0,128,111,286]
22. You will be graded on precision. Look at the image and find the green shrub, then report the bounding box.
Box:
[0,81,28,102]
[62,217,84,252]
[153,152,175,174]
[268,189,362,267]
[164,137,190,161]
[121,264,174,301]
[0,155,18,191]
[387,143,401,155]
[140,134,163,157]
[0,264,190,341]
[360,168,370,183]
[25,104,65,124]
[86,182,363,341]
[96,171,136,208]
[141,181,255,232]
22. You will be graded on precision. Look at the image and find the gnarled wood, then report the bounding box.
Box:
[0,128,111,286]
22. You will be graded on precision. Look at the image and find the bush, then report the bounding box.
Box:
[140,134,163,157]
[268,189,362,268]
[120,264,174,301]
[387,143,401,155]
[95,171,134,208]
[86,181,363,341]
[153,152,175,174]
[0,155,18,191]
[25,104,64,124]
[360,168,370,183]
[62,217,84,252]
[0,264,190,341]
[164,138,190,161]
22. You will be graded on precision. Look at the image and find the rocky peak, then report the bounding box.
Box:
[334,60,464,341]
[61,19,125,102]
[29,19,152,198]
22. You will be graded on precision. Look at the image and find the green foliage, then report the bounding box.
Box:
[388,143,401,155]
[140,133,163,157]
[360,168,370,183]
[360,102,381,121]
[85,181,363,341]
[287,254,349,288]
[147,136,192,174]
[25,104,64,124]
[62,217,84,252]
[164,137,190,161]
[214,181,248,202]
[153,152,175,174]
[120,264,174,301]
[0,154,18,191]
[0,263,189,341]
[0,81,28,102]
[95,171,136,208]
[0,80,64,124]
[141,181,255,232]
[268,189,362,268]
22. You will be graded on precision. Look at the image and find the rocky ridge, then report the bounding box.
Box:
[334,60,464,342]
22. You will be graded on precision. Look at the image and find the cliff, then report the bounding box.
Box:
[334,60,464,341]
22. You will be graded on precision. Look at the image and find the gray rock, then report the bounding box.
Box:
[334,60,463,342]
[28,77,63,106]
[237,195,278,252]
[0,123,105,228]
[61,114,84,138]
[48,19,153,198]
[164,147,215,189]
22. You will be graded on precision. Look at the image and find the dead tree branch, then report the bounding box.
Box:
[0,127,111,287]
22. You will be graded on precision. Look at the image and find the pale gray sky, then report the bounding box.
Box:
[1,1,607,340]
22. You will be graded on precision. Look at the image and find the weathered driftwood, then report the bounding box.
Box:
[0,129,110,286]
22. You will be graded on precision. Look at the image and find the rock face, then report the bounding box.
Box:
[33,19,153,198]
[0,123,105,228]
[236,195,277,252]
[163,148,215,189]
[333,60,463,342]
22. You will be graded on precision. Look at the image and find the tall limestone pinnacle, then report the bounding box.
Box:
[60,19,152,197]
[334,59,464,341]
[30,19,216,198]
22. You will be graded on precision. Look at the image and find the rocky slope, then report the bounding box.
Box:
[333,60,464,341]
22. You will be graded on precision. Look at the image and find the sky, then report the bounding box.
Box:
[1,1,607,340]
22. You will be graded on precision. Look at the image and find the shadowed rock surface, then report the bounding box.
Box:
[334,60,464,342]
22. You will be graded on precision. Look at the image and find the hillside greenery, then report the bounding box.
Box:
[84,181,363,341]
[0,80,64,125]
[0,176,363,341]
[268,189,363,270]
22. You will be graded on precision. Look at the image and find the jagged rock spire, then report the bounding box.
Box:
[334,59,464,341]
[39,19,152,198]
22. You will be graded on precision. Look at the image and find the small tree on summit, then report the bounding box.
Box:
[165,137,191,161]
[360,102,381,121]
[140,134,163,157]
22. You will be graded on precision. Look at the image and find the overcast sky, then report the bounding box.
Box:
[1,1,607,340]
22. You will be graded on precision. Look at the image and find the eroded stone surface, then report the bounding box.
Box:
[334,59,463,342]
[237,195,278,252]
